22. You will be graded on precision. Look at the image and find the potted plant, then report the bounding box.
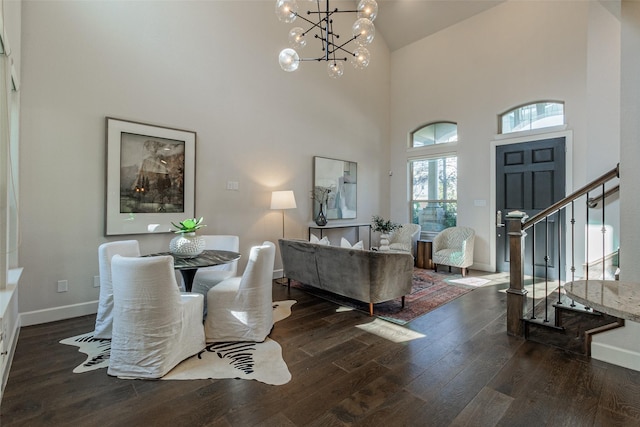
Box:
[171,217,206,234]
[169,217,207,257]
[371,215,401,250]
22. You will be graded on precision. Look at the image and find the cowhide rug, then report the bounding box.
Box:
[60,300,296,385]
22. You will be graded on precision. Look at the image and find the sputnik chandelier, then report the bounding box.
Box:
[276,0,378,78]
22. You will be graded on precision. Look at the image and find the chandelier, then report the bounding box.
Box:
[275,0,378,78]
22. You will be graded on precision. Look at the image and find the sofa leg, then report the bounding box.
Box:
[369,303,373,316]
[462,268,467,277]
[434,264,437,272]
[448,266,451,273]
[401,296,405,309]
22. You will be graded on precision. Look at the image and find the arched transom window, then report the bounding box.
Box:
[500,101,564,134]
[410,122,457,148]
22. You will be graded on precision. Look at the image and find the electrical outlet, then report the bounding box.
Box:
[226,181,239,191]
[57,280,68,293]
[93,276,100,288]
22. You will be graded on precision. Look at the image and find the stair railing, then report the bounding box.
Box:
[506,164,619,337]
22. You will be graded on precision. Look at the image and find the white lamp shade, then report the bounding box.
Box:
[271,190,297,210]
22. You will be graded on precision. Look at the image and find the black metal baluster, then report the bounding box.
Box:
[570,200,576,307]
[557,211,563,305]
[544,217,549,323]
[602,183,606,280]
[531,223,536,320]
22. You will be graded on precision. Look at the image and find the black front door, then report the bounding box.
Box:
[496,137,566,280]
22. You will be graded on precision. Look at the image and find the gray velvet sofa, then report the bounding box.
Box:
[278,239,414,315]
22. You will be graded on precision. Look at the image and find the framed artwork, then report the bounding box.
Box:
[313,156,357,220]
[105,117,196,235]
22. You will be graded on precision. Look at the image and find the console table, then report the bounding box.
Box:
[308,223,372,248]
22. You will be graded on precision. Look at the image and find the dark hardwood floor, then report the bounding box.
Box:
[3,277,640,426]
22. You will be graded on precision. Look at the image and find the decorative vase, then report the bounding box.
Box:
[169,232,205,258]
[315,203,328,226]
[379,233,391,251]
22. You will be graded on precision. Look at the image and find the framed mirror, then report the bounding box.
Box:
[313,156,357,220]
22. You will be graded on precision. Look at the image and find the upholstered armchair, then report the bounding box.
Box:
[389,224,421,255]
[94,240,140,339]
[204,241,276,342]
[191,235,240,315]
[108,255,205,379]
[432,226,475,277]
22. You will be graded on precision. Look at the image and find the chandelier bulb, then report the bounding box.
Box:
[288,27,307,49]
[352,47,370,69]
[327,61,344,78]
[357,0,378,22]
[279,48,300,72]
[352,18,375,46]
[275,0,298,23]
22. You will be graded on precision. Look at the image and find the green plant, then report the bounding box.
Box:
[371,215,401,234]
[171,217,206,234]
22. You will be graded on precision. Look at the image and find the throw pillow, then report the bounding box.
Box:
[310,234,330,245]
[340,237,363,250]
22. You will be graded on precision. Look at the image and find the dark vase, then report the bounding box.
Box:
[315,203,328,226]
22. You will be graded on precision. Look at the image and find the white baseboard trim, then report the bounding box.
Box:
[272,268,284,280]
[591,341,640,372]
[20,301,98,327]
[471,262,493,273]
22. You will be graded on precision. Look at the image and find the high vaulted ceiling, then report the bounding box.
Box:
[372,0,505,51]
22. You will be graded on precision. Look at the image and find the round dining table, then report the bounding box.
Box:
[145,249,241,292]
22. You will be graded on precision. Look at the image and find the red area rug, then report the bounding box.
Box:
[289,268,474,325]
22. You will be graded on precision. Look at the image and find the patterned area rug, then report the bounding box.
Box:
[290,268,474,325]
[59,300,296,385]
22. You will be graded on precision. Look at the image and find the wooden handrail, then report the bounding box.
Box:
[522,164,619,231]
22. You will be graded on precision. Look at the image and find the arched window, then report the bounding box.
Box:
[410,122,457,148]
[409,122,458,235]
[499,101,564,134]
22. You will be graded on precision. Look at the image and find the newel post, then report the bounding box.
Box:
[506,211,528,337]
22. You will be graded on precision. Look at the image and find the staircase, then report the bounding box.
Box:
[506,164,622,356]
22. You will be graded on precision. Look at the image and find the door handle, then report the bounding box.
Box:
[496,210,505,228]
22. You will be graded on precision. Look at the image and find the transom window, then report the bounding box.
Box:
[500,101,564,134]
[410,122,457,148]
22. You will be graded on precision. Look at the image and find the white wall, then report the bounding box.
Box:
[18,1,391,322]
[389,1,620,272]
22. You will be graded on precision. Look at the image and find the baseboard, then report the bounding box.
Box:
[470,262,493,273]
[20,301,98,327]
[591,341,640,372]
[272,268,284,280]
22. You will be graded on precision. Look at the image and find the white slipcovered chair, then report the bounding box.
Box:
[108,254,205,379]
[204,241,276,343]
[389,223,422,255]
[94,240,140,339]
[191,235,240,313]
[432,226,475,277]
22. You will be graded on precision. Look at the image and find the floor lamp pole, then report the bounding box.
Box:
[270,190,297,285]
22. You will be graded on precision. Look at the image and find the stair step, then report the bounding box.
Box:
[524,293,623,355]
